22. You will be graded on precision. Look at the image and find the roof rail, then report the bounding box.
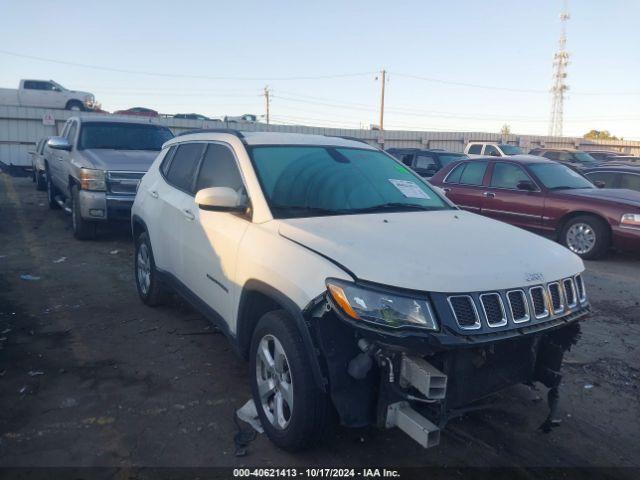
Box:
[177,128,245,139]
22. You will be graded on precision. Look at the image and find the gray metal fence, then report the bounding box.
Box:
[2,105,638,167]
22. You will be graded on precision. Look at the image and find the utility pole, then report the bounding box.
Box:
[264,86,270,125]
[549,0,570,137]
[379,69,386,132]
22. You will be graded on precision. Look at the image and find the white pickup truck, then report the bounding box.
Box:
[0,79,96,111]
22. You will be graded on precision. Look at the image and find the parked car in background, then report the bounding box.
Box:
[430,156,640,259]
[132,130,589,451]
[113,107,159,117]
[464,142,523,157]
[0,79,97,111]
[585,150,626,162]
[528,148,599,170]
[386,148,468,178]
[224,114,259,123]
[583,165,640,193]
[174,113,210,120]
[602,156,640,166]
[45,117,173,239]
[29,137,50,190]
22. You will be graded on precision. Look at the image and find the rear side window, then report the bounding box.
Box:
[195,143,244,192]
[460,161,488,185]
[415,154,437,170]
[165,143,205,193]
[468,144,482,154]
[160,146,176,176]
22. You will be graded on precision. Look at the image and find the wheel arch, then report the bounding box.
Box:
[237,279,328,392]
[65,99,84,111]
[556,210,611,238]
[131,214,148,241]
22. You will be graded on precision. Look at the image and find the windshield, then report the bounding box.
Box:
[78,123,173,151]
[529,163,595,190]
[439,153,467,166]
[499,144,523,155]
[250,146,451,218]
[574,151,599,165]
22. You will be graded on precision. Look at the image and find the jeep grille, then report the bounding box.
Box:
[448,295,480,330]
[507,290,529,323]
[529,286,548,318]
[480,293,507,327]
[548,282,563,313]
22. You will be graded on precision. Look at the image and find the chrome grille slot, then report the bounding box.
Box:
[507,290,529,323]
[563,278,577,308]
[448,295,480,330]
[480,293,507,327]
[106,171,145,195]
[575,274,586,302]
[548,282,563,313]
[529,286,549,319]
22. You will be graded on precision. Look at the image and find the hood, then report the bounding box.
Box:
[77,149,158,172]
[69,90,93,98]
[278,210,583,293]
[556,188,640,208]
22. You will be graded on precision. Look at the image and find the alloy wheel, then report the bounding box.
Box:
[566,222,596,255]
[255,334,294,430]
[137,243,151,295]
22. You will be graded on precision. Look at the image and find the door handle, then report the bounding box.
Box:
[183,209,195,221]
[443,187,451,193]
[149,190,159,199]
[483,191,496,198]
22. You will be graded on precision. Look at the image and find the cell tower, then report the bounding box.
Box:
[549,0,570,137]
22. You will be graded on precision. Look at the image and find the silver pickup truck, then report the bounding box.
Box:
[45,116,174,239]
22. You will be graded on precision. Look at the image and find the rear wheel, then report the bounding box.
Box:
[135,231,167,306]
[46,167,60,210]
[71,185,97,240]
[35,170,46,191]
[250,310,331,451]
[560,215,610,260]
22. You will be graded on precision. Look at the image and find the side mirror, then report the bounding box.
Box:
[47,136,72,151]
[594,180,606,188]
[195,187,246,212]
[517,180,536,191]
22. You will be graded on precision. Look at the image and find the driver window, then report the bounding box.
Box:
[195,143,244,194]
[484,145,500,156]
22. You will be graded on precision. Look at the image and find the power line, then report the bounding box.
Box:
[0,49,375,81]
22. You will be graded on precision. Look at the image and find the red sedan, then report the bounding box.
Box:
[429,155,640,259]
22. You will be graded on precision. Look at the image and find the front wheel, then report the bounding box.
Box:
[66,100,84,111]
[250,310,331,451]
[35,170,46,191]
[560,215,610,260]
[71,185,97,240]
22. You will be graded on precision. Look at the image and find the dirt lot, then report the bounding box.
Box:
[0,172,639,474]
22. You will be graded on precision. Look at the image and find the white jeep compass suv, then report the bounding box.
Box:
[131,130,590,451]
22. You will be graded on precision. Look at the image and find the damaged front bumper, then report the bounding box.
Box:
[305,282,589,449]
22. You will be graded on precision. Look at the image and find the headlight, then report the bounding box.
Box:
[621,213,640,228]
[84,96,95,108]
[326,279,438,331]
[79,168,106,191]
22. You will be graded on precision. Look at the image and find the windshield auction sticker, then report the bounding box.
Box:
[388,179,430,199]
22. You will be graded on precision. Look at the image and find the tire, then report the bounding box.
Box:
[134,231,167,306]
[35,170,46,191]
[250,310,331,451]
[46,167,60,210]
[71,185,97,240]
[560,215,610,260]
[66,100,84,111]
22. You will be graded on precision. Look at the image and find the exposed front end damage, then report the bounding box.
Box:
[304,287,586,449]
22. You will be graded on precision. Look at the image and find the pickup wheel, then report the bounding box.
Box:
[35,170,46,191]
[71,185,97,240]
[46,168,60,210]
[135,231,167,306]
[250,310,330,451]
[66,100,84,111]
[560,215,610,260]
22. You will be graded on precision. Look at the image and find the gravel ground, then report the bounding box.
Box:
[0,172,638,476]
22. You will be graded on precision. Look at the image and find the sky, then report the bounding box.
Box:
[1,0,639,138]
